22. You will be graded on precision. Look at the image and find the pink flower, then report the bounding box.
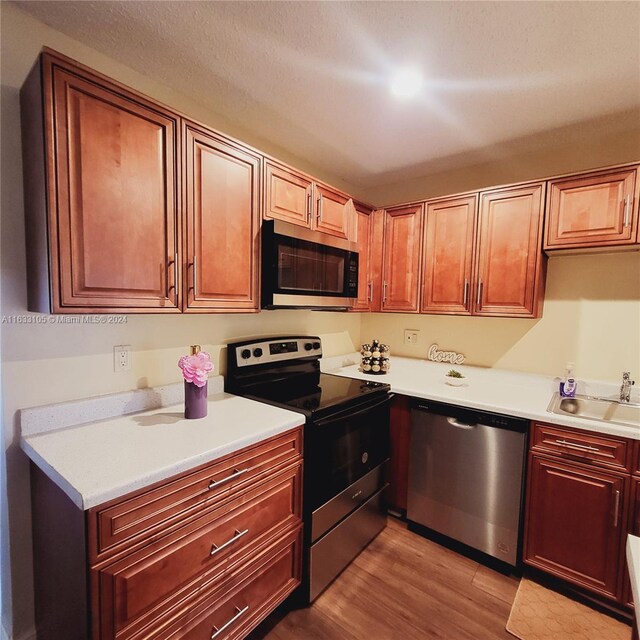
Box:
[178,351,213,388]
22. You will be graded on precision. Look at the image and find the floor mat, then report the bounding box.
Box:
[506,578,630,640]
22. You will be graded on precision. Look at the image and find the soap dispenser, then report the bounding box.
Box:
[560,362,577,398]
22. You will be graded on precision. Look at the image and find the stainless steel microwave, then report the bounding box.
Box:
[261,220,359,310]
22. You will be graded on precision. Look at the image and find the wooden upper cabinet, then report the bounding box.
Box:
[27,54,181,312]
[314,184,350,239]
[351,203,374,311]
[369,209,386,312]
[545,166,639,250]
[382,205,423,313]
[264,161,312,228]
[183,122,260,312]
[264,161,350,239]
[421,195,477,315]
[524,455,626,600]
[474,184,545,317]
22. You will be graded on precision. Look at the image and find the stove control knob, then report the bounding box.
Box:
[304,343,313,351]
[253,348,263,358]
[240,349,251,360]
[312,341,321,350]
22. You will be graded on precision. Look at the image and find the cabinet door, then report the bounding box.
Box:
[314,184,350,239]
[264,161,312,228]
[184,123,260,311]
[50,61,180,311]
[545,167,638,249]
[421,195,476,314]
[524,455,626,600]
[351,204,374,311]
[623,477,640,608]
[381,205,423,312]
[369,209,386,312]
[388,395,411,514]
[474,184,545,317]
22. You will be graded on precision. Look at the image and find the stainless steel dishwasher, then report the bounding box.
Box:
[407,399,528,567]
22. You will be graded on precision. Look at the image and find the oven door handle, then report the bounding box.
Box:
[313,393,394,427]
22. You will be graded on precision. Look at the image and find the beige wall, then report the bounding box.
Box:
[363,252,640,381]
[0,5,360,638]
[366,108,640,207]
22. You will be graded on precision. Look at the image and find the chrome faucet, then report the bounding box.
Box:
[620,372,635,403]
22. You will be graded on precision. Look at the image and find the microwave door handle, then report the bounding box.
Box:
[313,393,394,428]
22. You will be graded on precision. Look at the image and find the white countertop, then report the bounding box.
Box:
[627,535,640,634]
[21,392,304,510]
[322,354,640,440]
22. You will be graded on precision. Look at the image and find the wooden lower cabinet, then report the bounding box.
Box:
[524,421,640,609]
[156,530,301,640]
[388,395,411,514]
[524,455,626,600]
[32,428,303,640]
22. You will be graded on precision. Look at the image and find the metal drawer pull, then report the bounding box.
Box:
[208,467,249,490]
[352,490,363,500]
[210,528,249,557]
[307,192,312,222]
[463,279,469,307]
[382,280,388,304]
[168,253,178,291]
[555,439,600,453]
[191,256,198,293]
[613,490,621,528]
[317,194,323,222]
[446,417,476,430]
[211,605,249,639]
[368,280,374,302]
[476,280,483,309]
[623,195,631,228]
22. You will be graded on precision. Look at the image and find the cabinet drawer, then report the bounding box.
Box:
[89,428,301,562]
[157,528,301,640]
[97,464,301,640]
[531,423,630,471]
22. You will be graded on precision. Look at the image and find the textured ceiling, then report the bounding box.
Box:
[12,1,640,188]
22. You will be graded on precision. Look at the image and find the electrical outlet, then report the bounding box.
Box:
[404,329,419,345]
[113,345,131,372]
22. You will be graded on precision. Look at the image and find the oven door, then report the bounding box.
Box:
[306,394,391,510]
[261,220,358,309]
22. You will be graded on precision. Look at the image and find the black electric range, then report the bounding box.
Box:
[225,336,391,603]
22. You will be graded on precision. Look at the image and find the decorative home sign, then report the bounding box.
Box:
[360,339,390,375]
[427,343,465,365]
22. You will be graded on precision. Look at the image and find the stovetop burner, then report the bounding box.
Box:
[225,336,390,419]
[247,373,388,418]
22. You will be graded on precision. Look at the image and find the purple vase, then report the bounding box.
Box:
[184,381,208,419]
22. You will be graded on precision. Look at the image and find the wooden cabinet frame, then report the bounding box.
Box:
[545,166,640,251]
[524,422,640,609]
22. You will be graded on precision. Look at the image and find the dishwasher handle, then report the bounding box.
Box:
[446,416,477,430]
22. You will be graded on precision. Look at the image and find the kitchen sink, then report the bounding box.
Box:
[547,393,640,429]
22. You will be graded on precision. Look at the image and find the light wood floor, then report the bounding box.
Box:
[252,518,520,640]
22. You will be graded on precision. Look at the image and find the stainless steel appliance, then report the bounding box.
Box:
[225,336,391,602]
[261,220,359,309]
[407,399,527,567]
